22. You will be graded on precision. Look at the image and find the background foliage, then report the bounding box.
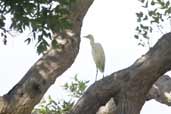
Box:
[135,0,171,47]
[32,75,89,114]
[0,0,75,54]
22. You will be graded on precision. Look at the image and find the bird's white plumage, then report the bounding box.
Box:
[91,42,105,72]
[84,34,105,80]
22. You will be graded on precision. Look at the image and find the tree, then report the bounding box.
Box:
[1,0,171,114]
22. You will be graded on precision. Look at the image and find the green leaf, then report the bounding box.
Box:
[166,1,170,8]
[148,11,153,16]
[165,7,171,15]
[143,1,148,8]
[143,15,148,20]
[142,31,148,38]
[37,41,48,54]
[136,26,139,31]
[3,38,7,45]
[138,0,145,3]
[24,38,31,44]
[151,16,159,23]
[149,27,153,32]
[51,39,59,49]
[151,0,155,5]
[0,19,5,28]
[134,35,139,39]
[136,12,143,18]
[157,0,165,7]
[157,0,161,3]
[140,24,149,30]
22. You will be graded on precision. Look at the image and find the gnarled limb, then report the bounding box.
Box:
[97,75,171,114]
[69,33,171,114]
[147,75,171,106]
[0,0,95,114]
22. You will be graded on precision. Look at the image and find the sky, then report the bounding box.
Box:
[0,0,171,113]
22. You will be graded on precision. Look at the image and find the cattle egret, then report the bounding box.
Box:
[84,34,105,81]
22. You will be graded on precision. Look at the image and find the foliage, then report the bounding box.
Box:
[0,0,76,54]
[64,74,89,98]
[135,0,171,47]
[32,75,89,114]
[33,96,74,114]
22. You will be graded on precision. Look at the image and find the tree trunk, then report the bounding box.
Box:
[0,0,95,114]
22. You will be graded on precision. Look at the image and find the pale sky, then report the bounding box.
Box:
[0,0,171,113]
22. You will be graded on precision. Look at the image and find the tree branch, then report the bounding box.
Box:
[69,32,171,114]
[0,0,95,114]
[97,75,171,114]
[147,75,171,106]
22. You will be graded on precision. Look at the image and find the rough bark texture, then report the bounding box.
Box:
[147,75,171,105]
[69,33,171,114]
[97,75,171,114]
[0,0,95,114]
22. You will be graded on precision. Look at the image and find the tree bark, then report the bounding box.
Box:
[97,75,171,114]
[147,75,171,105]
[0,0,95,114]
[69,33,171,114]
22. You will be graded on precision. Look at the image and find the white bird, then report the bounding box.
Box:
[84,34,105,81]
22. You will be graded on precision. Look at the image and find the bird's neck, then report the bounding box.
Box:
[90,40,95,48]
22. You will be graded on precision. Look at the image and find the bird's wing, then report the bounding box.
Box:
[92,43,105,73]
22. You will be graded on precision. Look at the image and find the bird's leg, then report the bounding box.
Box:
[102,73,104,78]
[95,68,98,81]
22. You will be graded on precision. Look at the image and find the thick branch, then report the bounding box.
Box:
[0,0,95,114]
[147,75,171,106]
[69,33,171,114]
[69,70,129,114]
[97,75,171,114]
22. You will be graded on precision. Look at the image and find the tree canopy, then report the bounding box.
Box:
[0,0,75,54]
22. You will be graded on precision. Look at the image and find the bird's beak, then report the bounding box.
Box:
[83,35,88,38]
[83,35,89,39]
